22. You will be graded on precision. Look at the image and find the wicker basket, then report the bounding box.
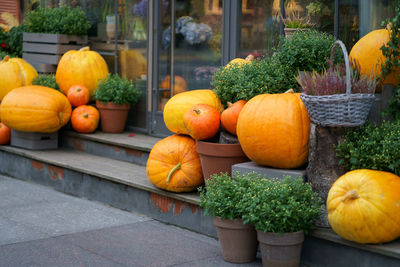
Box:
[300,40,375,127]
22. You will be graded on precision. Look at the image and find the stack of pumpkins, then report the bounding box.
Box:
[0,47,110,146]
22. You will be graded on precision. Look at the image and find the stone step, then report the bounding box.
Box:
[60,130,161,166]
[0,145,215,237]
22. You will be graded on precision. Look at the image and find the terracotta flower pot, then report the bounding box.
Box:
[284,27,311,37]
[195,141,249,180]
[257,230,304,267]
[213,217,258,263]
[96,101,130,133]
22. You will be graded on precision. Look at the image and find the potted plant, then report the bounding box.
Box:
[94,74,141,133]
[199,172,258,263]
[281,14,314,37]
[22,6,90,72]
[241,177,322,267]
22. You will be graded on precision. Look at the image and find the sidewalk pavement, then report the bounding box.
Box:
[0,174,262,266]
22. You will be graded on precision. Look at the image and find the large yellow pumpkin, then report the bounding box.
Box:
[327,169,400,244]
[349,29,400,89]
[163,89,223,135]
[146,134,203,192]
[56,46,109,96]
[0,86,72,133]
[237,92,310,169]
[0,56,38,100]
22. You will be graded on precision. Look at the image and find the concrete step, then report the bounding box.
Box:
[60,130,160,166]
[0,145,216,237]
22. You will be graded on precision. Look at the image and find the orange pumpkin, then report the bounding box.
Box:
[163,89,223,135]
[183,104,220,140]
[56,46,109,96]
[327,169,400,244]
[0,122,11,145]
[221,100,247,136]
[237,93,310,169]
[349,29,400,90]
[160,75,187,97]
[67,85,90,107]
[71,105,99,133]
[146,134,203,192]
[0,86,72,133]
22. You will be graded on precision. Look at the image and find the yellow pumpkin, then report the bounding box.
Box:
[0,86,72,133]
[327,169,400,244]
[224,54,254,69]
[349,29,400,89]
[56,46,109,96]
[237,92,310,169]
[163,89,223,135]
[0,56,38,100]
[146,134,203,192]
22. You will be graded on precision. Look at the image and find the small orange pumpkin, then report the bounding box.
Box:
[0,122,11,145]
[221,100,247,136]
[67,85,90,107]
[183,104,220,140]
[71,105,99,133]
[160,75,187,97]
[146,134,203,192]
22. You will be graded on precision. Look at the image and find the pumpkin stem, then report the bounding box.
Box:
[284,89,295,93]
[3,55,10,62]
[193,109,201,115]
[245,54,255,62]
[226,102,233,108]
[83,113,89,118]
[77,88,82,92]
[166,162,181,184]
[79,46,90,52]
[342,189,360,202]
[58,112,63,125]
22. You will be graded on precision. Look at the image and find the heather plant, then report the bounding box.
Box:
[297,60,377,96]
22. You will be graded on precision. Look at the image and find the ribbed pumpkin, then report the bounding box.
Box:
[225,54,254,69]
[146,134,203,192]
[163,89,223,135]
[160,75,187,98]
[67,84,90,107]
[221,100,247,136]
[0,122,11,145]
[237,93,310,169]
[0,86,72,133]
[71,105,99,133]
[0,56,38,100]
[349,29,400,89]
[56,46,109,96]
[327,169,400,244]
[183,104,221,141]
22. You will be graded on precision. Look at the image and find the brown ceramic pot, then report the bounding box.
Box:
[257,230,304,267]
[213,217,258,263]
[96,101,131,133]
[195,141,249,180]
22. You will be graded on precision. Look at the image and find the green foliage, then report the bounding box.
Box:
[199,172,261,220]
[94,74,141,105]
[336,121,400,176]
[0,25,23,58]
[33,75,60,91]
[274,30,342,73]
[240,177,322,234]
[23,6,90,35]
[380,2,400,80]
[382,86,400,121]
[284,20,312,29]
[0,51,8,60]
[212,57,297,106]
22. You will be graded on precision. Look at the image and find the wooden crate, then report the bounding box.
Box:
[11,130,58,150]
[22,32,88,74]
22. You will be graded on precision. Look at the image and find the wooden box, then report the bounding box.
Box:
[11,130,58,150]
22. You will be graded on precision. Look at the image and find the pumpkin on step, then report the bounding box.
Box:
[237,92,310,169]
[0,86,72,133]
[56,46,109,96]
[71,105,99,133]
[327,169,400,244]
[0,56,38,100]
[67,84,90,107]
[146,134,203,192]
[0,122,11,145]
[163,89,223,135]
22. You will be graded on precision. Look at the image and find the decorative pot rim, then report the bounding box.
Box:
[257,230,304,245]
[96,100,131,110]
[196,140,247,157]
[213,216,255,230]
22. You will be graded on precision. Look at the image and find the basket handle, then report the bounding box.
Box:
[330,40,351,95]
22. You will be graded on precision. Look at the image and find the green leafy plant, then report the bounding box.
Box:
[382,86,400,120]
[23,6,90,35]
[0,25,23,58]
[94,74,141,105]
[240,177,322,234]
[336,121,400,176]
[199,172,260,220]
[380,2,400,81]
[212,57,297,106]
[274,30,342,73]
[33,74,60,91]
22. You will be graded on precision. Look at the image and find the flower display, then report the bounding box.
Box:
[194,66,219,81]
